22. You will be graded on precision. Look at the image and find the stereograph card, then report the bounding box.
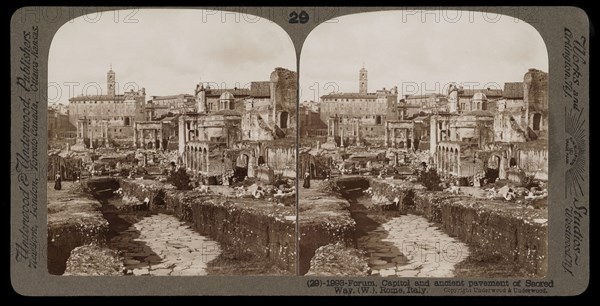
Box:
[10,6,589,296]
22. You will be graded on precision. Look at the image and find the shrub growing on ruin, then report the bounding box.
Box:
[418,169,443,191]
[169,167,192,190]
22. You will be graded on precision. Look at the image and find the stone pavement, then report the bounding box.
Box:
[109,213,221,276]
[359,214,469,277]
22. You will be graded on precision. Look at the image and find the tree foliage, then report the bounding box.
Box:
[169,167,192,190]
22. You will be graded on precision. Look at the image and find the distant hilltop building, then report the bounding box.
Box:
[69,68,146,148]
[321,67,399,144]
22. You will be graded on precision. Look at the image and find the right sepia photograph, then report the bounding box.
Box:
[298,10,548,278]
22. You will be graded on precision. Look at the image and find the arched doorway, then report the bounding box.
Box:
[532,113,541,131]
[485,155,501,182]
[376,115,382,125]
[280,111,288,129]
[203,148,209,172]
[235,154,249,180]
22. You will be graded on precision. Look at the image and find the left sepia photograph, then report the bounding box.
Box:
[47,9,298,276]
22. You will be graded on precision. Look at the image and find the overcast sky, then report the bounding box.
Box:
[300,10,548,101]
[49,9,295,104]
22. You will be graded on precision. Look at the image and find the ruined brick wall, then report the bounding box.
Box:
[270,68,297,131]
[117,180,296,273]
[524,69,549,138]
[494,112,527,143]
[361,179,548,276]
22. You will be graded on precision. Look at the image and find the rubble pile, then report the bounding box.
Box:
[63,244,125,276]
[233,182,296,206]
[306,243,370,276]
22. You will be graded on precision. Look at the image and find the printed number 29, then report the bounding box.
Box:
[289,11,309,24]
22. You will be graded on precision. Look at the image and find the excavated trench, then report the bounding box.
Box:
[336,178,469,277]
[310,176,546,277]
[78,178,221,276]
[49,177,295,275]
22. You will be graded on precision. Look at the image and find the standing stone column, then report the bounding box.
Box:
[89,124,94,149]
[133,124,138,148]
[384,123,389,147]
[198,149,203,173]
[76,121,81,143]
[205,150,209,173]
[499,152,508,180]
[457,149,461,176]
[158,130,163,150]
[183,147,187,167]
[105,122,110,147]
[247,152,256,178]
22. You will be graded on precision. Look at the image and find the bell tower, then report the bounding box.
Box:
[359,67,368,94]
[107,66,116,97]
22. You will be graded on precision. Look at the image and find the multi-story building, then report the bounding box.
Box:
[321,68,399,142]
[145,94,196,120]
[69,69,146,147]
[179,67,297,178]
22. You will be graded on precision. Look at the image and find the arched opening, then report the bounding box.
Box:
[280,111,288,129]
[203,148,209,172]
[234,154,249,180]
[510,157,517,167]
[376,115,382,125]
[124,117,130,126]
[485,155,501,182]
[532,113,541,131]
[454,148,459,174]
[147,141,153,149]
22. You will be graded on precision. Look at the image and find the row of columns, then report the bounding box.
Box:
[436,145,460,176]
[76,119,111,149]
[327,117,362,146]
[184,144,209,174]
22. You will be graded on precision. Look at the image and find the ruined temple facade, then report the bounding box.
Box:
[69,69,146,147]
[322,68,399,143]
[179,67,297,179]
